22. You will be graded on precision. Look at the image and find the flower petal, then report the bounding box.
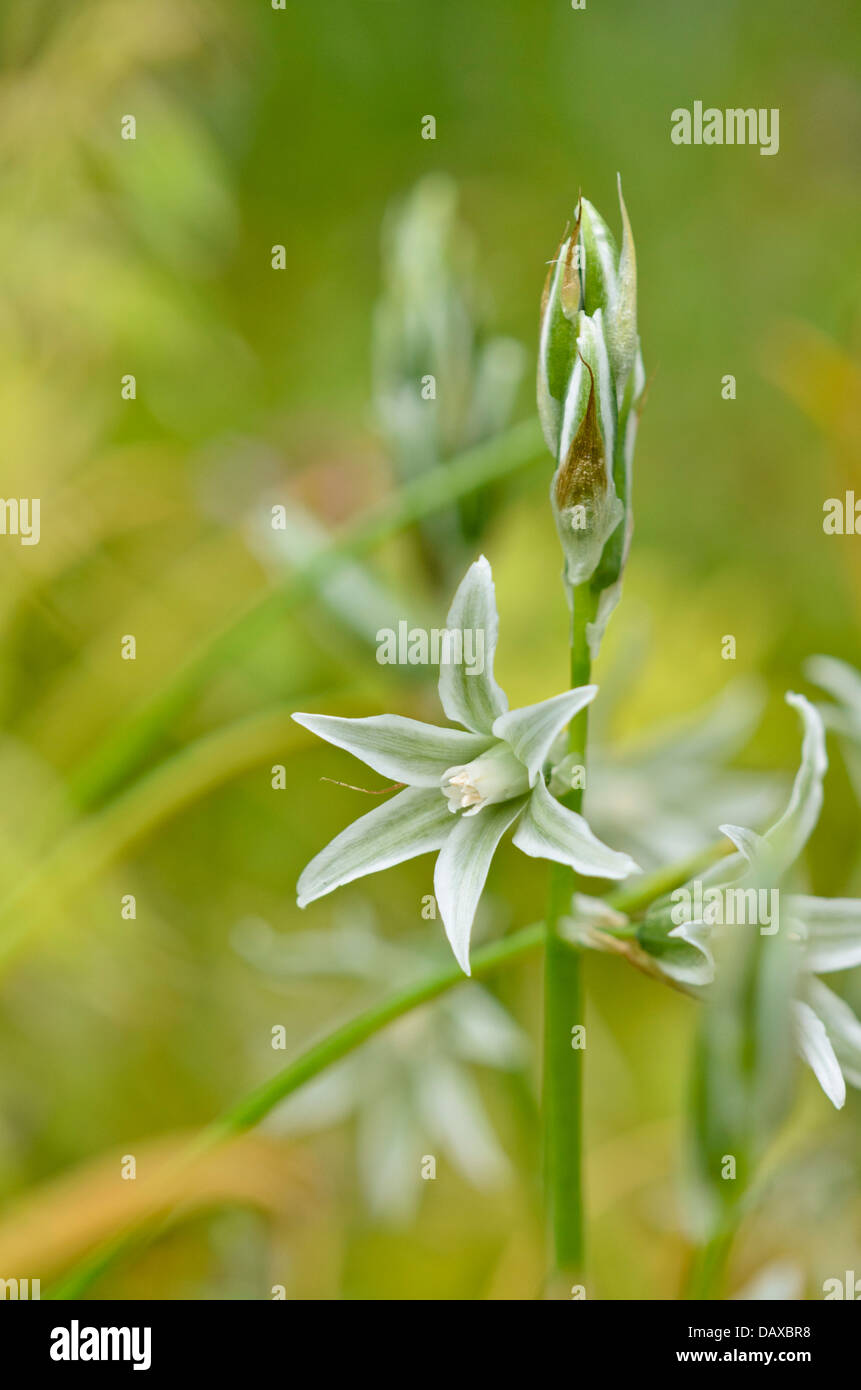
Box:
[433,797,526,975]
[789,896,861,973]
[491,685,597,785]
[719,822,767,866]
[292,711,492,788]
[637,906,715,986]
[437,556,509,734]
[806,977,861,1090]
[764,693,827,870]
[805,654,861,715]
[297,786,452,907]
[793,1000,845,1109]
[512,777,639,879]
[662,922,716,986]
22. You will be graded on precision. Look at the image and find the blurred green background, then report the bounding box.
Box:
[0,0,858,1299]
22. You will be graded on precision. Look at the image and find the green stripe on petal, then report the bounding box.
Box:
[297,785,453,907]
[437,556,509,735]
[292,711,493,788]
[492,685,597,785]
[512,777,639,880]
[433,797,527,975]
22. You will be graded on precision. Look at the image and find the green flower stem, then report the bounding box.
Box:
[609,837,732,919]
[49,841,730,1298]
[543,582,598,1285]
[69,420,544,809]
[683,1224,736,1300]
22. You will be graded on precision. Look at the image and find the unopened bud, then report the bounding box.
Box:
[538,180,646,644]
[550,311,623,587]
[537,204,582,456]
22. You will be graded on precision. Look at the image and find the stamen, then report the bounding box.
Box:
[320,778,404,796]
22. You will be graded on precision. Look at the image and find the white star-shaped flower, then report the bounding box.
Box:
[293,556,638,973]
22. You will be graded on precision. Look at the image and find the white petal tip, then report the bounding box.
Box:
[609,857,641,879]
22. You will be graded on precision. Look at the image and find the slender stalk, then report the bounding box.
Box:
[542,582,596,1285]
[684,1224,735,1300]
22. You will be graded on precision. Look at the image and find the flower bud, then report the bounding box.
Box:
[580,176,638,397]
[538,181,645,649]
[537,203,582,457]
[549,310,624,588]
